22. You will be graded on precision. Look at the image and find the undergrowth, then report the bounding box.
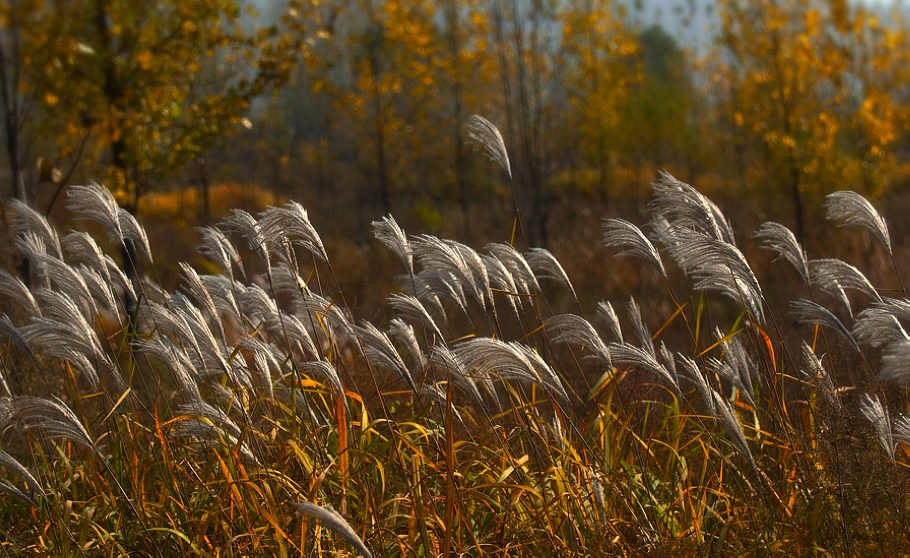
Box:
[0,143,908,555]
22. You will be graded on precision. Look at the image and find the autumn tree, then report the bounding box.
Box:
[11,0,303,213]
[713,0,910,239]
[559,0,639,201]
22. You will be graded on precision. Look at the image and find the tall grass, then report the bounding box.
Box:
[0,170,908,555]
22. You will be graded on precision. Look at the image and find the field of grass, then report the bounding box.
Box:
[0,170,908,556]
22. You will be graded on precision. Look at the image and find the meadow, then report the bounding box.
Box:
[0,156,908,555]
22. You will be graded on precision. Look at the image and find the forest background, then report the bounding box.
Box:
[3,0,910,305]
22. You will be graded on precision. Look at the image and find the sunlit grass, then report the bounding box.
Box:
[0,173,908,556]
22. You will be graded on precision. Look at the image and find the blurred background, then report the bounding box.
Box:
[2,0,909,306]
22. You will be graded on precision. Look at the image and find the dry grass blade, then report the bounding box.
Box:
[291,501,372,558]
[754,222,809,283]
[602,218,667,279]
[0,449,46,499]
[825,190,892,253]
[466,114,511,180]
[859,393,894,462]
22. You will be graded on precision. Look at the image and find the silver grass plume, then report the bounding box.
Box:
[199,274,243,323]
[66,183,122,244]
[809,259,881,307]
[372,215,412,274]
[649,171,735,244]
[596,301,623,343]
[426,344,486,408]
[658,341,677,379]
[62,231,114,293]
[661,229,765,323]
[224,209,270,267]
[291,501,372,558]
[66,183,152,263]
[482,253,521,315]
[0,449,45,500]
[10,198,61,258]
[170,409,258,466]
[859,393,894,462]
[513,343,572,407]
[18,232,96,317]
[825,190,892,253]
[878,338,910,385]
[453,337,569,406]
[257,201,327,262]
[197,226,246,280]
[350,321,417,393]
[677,357,755,469]
[753,222,809,284]
[853,307,907,349]
[135,336,202,402]
[798,343,839,409]
[892,414,910,448]
[388,317,424,372]
[24,290,117,389]
[167,294,235,383]
[602,218,667,279]
[411,235,489,310]
[78,265,121,319]
[790,299,859,352]
[706,357,755,408]
[525,248,577,301]
[298,360,344,396]
[241,337,280,400]
[0,269,40,318]
[466,114,512,180]
[609,342,678,390]
[485,243,541,296]
[677,356,716,415]
[872,297,910,322]
[715,328,756,404]
[0,314,38,367]
[297,290,352,339]
[627,297,655,357]
[180,262,226,343]
[1,396,96,451]
[409,269,469,319]
[118,207,153,264]
[545,313,611,366]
